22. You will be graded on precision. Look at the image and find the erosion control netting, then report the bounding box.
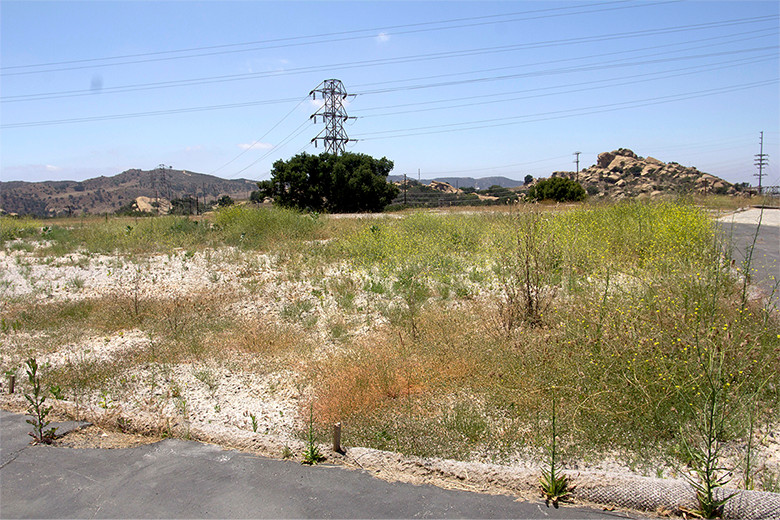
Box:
[2,396,778,519]
[575,477,780,519]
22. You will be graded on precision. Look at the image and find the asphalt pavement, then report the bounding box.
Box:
[0,410,634,519]
[718,208,780,309]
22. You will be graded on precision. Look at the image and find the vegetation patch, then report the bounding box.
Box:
[1,200,777,497]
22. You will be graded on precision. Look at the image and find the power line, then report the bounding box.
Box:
[0,96,301,129]
[354,46,778,96]
[208,97,310,175]
[4,49,774,130]
[357,79,779,140]
[350,26,778,97]
[352,54,776,118]
[228,119,314,178]
[4,16,776,103]
[1,0,672,75]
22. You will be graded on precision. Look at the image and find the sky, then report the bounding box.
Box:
[1,0,778,187]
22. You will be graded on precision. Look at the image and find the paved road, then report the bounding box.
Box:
[0,411,633,519]
[718,208,780,309]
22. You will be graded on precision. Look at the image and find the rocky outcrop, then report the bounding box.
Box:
[133,196,172,214]
[428,181,459,194]
[552,148,739,200]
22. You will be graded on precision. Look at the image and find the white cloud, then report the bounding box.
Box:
[238,142,273,150]
[45,164,61,171]
[185,145,203,152]
[376,32,390,43]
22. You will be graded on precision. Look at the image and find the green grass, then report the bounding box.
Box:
[1,206,322,255]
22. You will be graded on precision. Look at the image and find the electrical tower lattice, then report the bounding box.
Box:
[310,79,355,156]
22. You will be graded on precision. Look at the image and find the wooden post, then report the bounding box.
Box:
[332,422,342,453]
[7,374,15,394]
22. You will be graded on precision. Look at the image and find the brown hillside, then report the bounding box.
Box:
[0,169,258,217]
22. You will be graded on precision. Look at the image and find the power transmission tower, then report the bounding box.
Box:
[310,79,355,155]
[573,151,581,181]
[754,131,769,194]
[157,164,171,215]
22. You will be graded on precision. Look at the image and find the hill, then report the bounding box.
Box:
[0,169,258,217]
[549,148,744,199]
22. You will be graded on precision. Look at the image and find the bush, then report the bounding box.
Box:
[527,177,586,202]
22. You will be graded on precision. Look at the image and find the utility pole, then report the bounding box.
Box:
[573,151,581,182]
[403,173,407,205]
[754,131,769,194]
[310,79,355,155]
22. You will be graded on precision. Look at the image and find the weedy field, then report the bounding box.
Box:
[1,200,778,495]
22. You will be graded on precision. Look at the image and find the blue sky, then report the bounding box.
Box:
[1,0,778,187]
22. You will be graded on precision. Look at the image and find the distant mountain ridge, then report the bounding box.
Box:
[387,175,523,190]
[0,169,258,217]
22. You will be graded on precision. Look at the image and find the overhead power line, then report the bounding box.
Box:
[352,54,776,118]
[0,96,301,129]
[356,79,779,140]
[228,119,314,178]
[3,15,776,103]
[4,49,775,130]
[1,0,674,75]
[354,46,778,96]
[208,96,309,175]
[349,27,778,93]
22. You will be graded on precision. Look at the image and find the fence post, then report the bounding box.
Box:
[332,422,342,453]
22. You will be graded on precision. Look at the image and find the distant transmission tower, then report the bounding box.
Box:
[754,131,769,194]
[310,79,355,155]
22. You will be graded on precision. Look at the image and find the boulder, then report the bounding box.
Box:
[134,196,171,214]
[614,148,638,159]
[607,156,642,173]
[428,181,458,194]
[597,152,616,168]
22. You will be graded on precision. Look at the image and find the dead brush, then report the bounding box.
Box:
[496,206,560,330]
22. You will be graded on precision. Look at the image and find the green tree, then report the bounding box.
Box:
[169,196,198,215]
[527,177,586,202]
[257,152,398,213]
[216,195,234,207]
[524,174,534,185]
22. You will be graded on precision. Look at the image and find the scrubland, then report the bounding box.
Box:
[1,199,778,492]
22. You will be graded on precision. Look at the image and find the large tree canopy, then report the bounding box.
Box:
[255,152,398,213]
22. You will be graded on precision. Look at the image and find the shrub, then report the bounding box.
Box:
[527,178,586,202]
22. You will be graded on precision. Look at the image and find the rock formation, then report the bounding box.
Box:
[551,148,738,200]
